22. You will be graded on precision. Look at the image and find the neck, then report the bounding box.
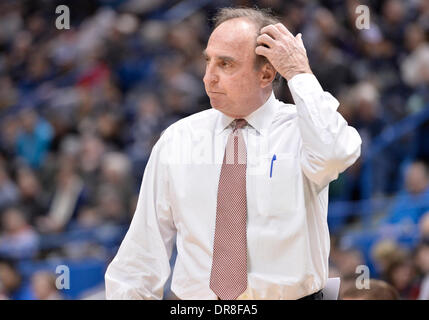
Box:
[225,89,272,118]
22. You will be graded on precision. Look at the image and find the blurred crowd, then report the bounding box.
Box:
[331,211,429,299]
[0,0,428,299]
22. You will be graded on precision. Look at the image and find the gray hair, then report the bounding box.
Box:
[212,7,281,82]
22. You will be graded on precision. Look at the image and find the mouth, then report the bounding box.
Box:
[208,91,225,95]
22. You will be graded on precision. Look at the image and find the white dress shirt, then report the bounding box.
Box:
[105,74,362,300]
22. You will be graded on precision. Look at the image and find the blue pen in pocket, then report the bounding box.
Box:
[270,154,276,178]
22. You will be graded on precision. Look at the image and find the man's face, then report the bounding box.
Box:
[203,18,265,118]
[405,163,428,194]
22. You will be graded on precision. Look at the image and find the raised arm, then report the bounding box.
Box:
[256,23,361,187]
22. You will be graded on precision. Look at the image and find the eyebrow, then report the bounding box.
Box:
[203,50,236,63]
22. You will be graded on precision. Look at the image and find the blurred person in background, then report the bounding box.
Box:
[415,240,429,299]
[350,82,391,195]
[0,207,39,260]
[382,160,429,225]
[0,259,33,300]
[77,134,105,203]
[36,161,88,233]
[333,247,366,280]
[99,152,134,218]
[15,166,49,225]
[30,270,64,300]
[0,161,20,212]
[401,22,429,112]
[95,185,128,225]
[15,107,53,170]
[76,205,102,229]
[340,278,399,300]
[419,211,429,239]
[371,239,407,279]
[0,113,21,159]
[384,253,420,299]
[126,94,164,177]
[0,76,19,113]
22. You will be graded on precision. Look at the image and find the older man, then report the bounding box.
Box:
[105,7,361,300]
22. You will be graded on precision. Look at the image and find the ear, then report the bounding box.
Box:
[259,62,276,88]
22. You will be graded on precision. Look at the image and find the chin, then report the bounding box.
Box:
[209,98,224,111]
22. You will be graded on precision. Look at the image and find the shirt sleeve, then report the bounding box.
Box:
[105,133,176,299]
[287,73,362,188]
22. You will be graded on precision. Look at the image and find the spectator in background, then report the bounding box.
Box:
[77,134,105,203]
[0,259,34,300]
[379,0,407,59]
[304,7,355,96]
[341,279,399,300]
[36,162,87,233]
[415,240,429,300]
[350,82,391,196]
[0,113,20,159]
[333,247,365,279]
[76,205,102,229]
[95,185,128,225]
[16,108,53,169]
[371,239,407,279]
[31,271,64,300]
[99,152,134,219]
[0,162,20,212]
[15,166,49,225]
[0,207,39,260]
[384,253,420,299]
[126,94,164,177]
[0,76,19,113]
[401,22,429,113]
[382,161,429,225]
[419,211,429,239]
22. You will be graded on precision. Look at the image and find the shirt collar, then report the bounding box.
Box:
[216,91,278,136]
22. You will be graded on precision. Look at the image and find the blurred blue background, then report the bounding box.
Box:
[0,0,428,300]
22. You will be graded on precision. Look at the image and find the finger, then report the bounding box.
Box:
[256,34,275,48]
[255,45,270,58]
[296,33,306,51]
[260,24,281,40]
[275,23,295,39]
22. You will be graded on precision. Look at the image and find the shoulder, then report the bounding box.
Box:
[156,108,218,148]
[168,108,218,130]
[273,99,298,124]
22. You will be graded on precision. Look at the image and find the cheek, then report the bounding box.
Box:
[224,72,258,95]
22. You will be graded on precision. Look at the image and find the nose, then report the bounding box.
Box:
[203,62,218,86]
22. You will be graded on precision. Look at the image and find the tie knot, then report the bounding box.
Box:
[233,119,247,131]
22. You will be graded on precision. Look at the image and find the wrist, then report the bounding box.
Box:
[284,67,313,82]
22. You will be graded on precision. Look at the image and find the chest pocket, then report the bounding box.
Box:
[250,153,299,217]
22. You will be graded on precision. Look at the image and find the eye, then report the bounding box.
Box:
[220,61,231,68]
